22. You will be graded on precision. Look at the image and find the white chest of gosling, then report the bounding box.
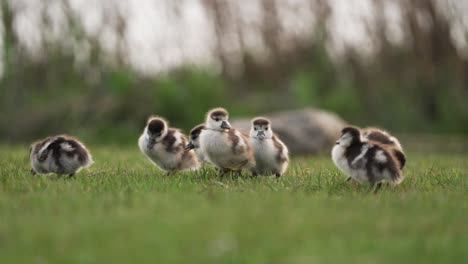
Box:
[249,117,289,177]
[138,116,199,172]
[332,127,403,186]
[29,135,93,177]
[199,107,254,172]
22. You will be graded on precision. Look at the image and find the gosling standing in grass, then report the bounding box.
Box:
[138,116,199,173]
[185,124,208,164]
[199,107,255,175]
[362,127,406,169]
[249,117,289,177]
[331,127,404,191]
[29,135,93,177]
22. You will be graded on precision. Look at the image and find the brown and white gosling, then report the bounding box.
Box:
[185,124,208,164]
[249,117,289,177]
[29,135,93,177]
[331,127,404,191]
[138,116,199,173]
[362,127,406,169]
[199,107,255,175]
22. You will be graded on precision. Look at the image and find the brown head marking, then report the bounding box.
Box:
[252,117,270,126]
[147,117,167,135]
[209,107,228,119]
[342,127,360,138]
[189,124,205,139]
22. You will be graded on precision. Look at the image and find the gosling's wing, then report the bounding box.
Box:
[272,134,288,163]
[162,128,187,153]
[350,144,370,169]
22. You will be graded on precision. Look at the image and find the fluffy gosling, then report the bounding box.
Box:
[331,127,404,192]
[29,135,93,177]
[138,116,199,173]
[185,124,208,164]
[199,107,255,175]
[249,117,289,177]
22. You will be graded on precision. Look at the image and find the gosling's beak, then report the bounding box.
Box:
[221,121,231,130]
[185,141,195,151]
[257,131,266,140]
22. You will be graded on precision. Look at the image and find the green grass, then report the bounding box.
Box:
[0,145,466,264]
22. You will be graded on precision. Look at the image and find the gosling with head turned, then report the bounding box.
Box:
[185,124,209,164]
[199,107,255,176]
[29,135,93,177]
[138,116,199,174]
[248,117,289,177]
[331,127,404,192]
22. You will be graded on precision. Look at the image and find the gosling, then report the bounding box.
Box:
[248,117,289,177]
[199,107,255,176]
[138,116,199,173]
[331,127,404,192]
[29,135,93,177]
[185,124,208,164]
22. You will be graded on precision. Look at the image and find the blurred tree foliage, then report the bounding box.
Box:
[0,0,467,143]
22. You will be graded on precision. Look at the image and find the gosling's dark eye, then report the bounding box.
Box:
[214,117,220,122]
[265,127,269,131]
[254,127,257,131]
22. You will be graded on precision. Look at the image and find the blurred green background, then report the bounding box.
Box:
[0,0,467,144]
